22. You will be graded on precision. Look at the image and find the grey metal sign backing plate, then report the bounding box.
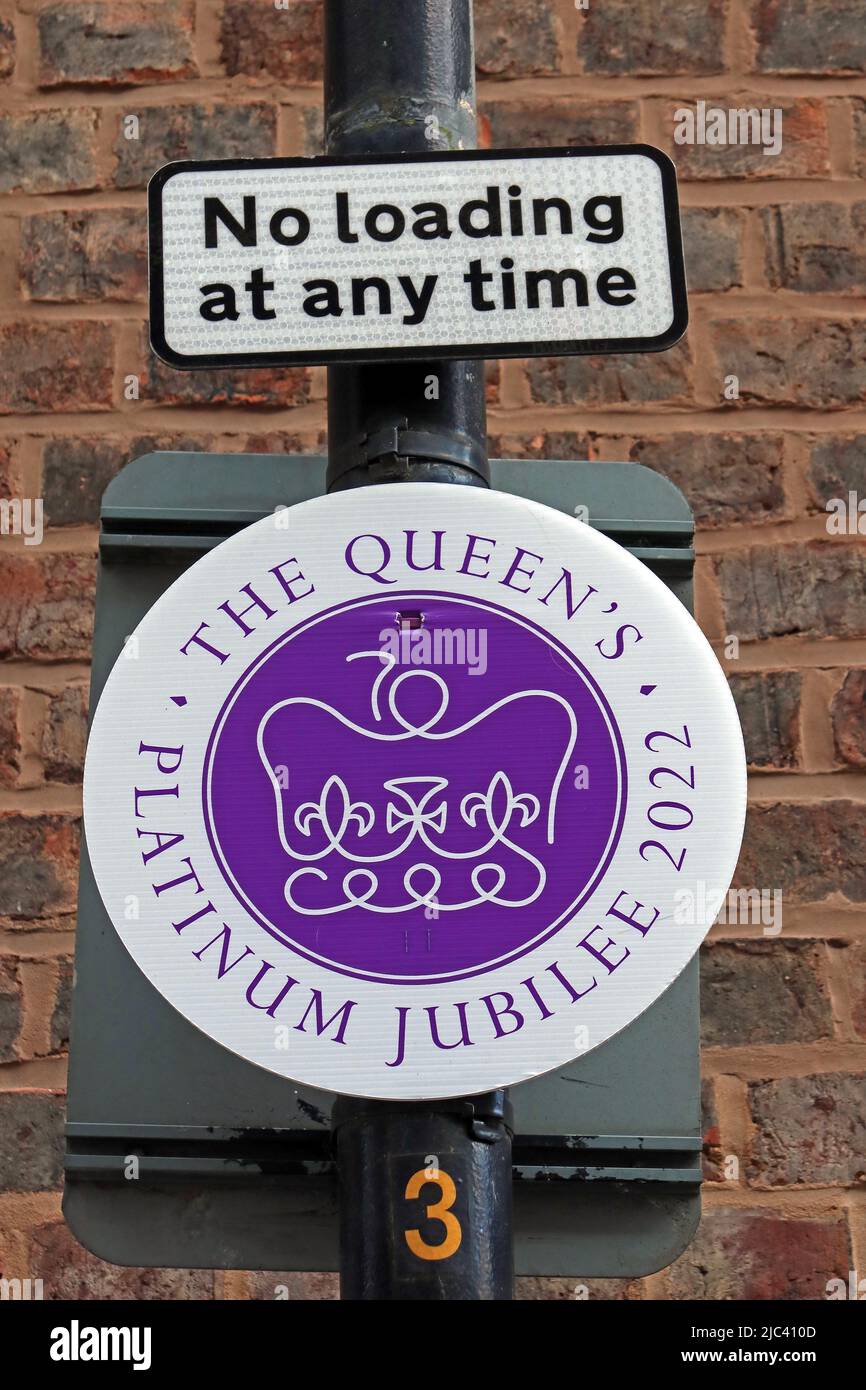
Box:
[64,452,701,1278]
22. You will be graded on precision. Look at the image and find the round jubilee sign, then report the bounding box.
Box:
[84,484,746,1099]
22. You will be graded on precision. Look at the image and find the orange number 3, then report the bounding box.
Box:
[404,1167,462,1261]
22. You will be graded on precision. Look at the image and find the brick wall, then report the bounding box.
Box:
[0,0,864,1302]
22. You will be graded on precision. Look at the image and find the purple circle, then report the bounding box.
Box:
[203,592,626,983]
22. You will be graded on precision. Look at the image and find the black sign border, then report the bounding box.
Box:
[148,145,689,370]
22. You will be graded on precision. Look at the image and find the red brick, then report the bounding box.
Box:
[854,100,866,178]
[0,323,114,415]
[711,318,866,408]
[762,202,866,293]
[38,0,196,87]
[483,100,638,149]
[143,341,311,410]
[0,110,101,195]
[113,103,277,190]
[20,209,146,304]
[0,1092,64,1191]
[579,0,727,75]
[240,429,327,456]
[806,434,866,514]
[625,433,786,529]
[728,670,802,769]
[0,18,15,81]
[701,1078,724,1182]
[50,958,73,1054]
[682,207,745,293]
[485,361,500,407]
[735,801,866,904]
[664,1207,851,1299]
[0,814,80,918]
[748,1072,866,1186]
[220,0,322,83]
[0,959,22,1063]
[751,0,866,74]
[715,541,866,641]
[527,338,693,408]
[662,97,830,179]
[474,0,562,79]
[841,940,866,1039]
[42,683,88,784]
[0,553,96,661]
[30,1220,215,1298]
[42,432,223,527]
[831,670,866,767]
[701,941,831,1047]
[0,441,21,499]
[0,687,23,788]
[487,432,592,461]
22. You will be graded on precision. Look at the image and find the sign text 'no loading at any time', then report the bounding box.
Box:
[82,145,743,1102]
[148,146,688,366]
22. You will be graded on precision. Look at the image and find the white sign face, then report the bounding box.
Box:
[148,147,687,368]
[84,486,744,1100]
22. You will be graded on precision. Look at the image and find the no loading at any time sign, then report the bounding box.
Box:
[148,146,688,367]
[84,487,745,1100]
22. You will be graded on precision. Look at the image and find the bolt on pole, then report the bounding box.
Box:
[324,0,513,1300]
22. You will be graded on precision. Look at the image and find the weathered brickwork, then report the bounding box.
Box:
[0,0,863,1302]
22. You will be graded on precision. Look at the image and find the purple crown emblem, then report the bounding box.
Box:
[204,595,625,982]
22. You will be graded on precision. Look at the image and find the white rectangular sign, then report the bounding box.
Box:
[148,147,687,369]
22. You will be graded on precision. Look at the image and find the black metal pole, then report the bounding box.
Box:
[324,0,489,494]
[324,0,512,1300]
[332,1093,514,1300]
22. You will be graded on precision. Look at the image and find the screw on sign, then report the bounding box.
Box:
[83,486,745,1101]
